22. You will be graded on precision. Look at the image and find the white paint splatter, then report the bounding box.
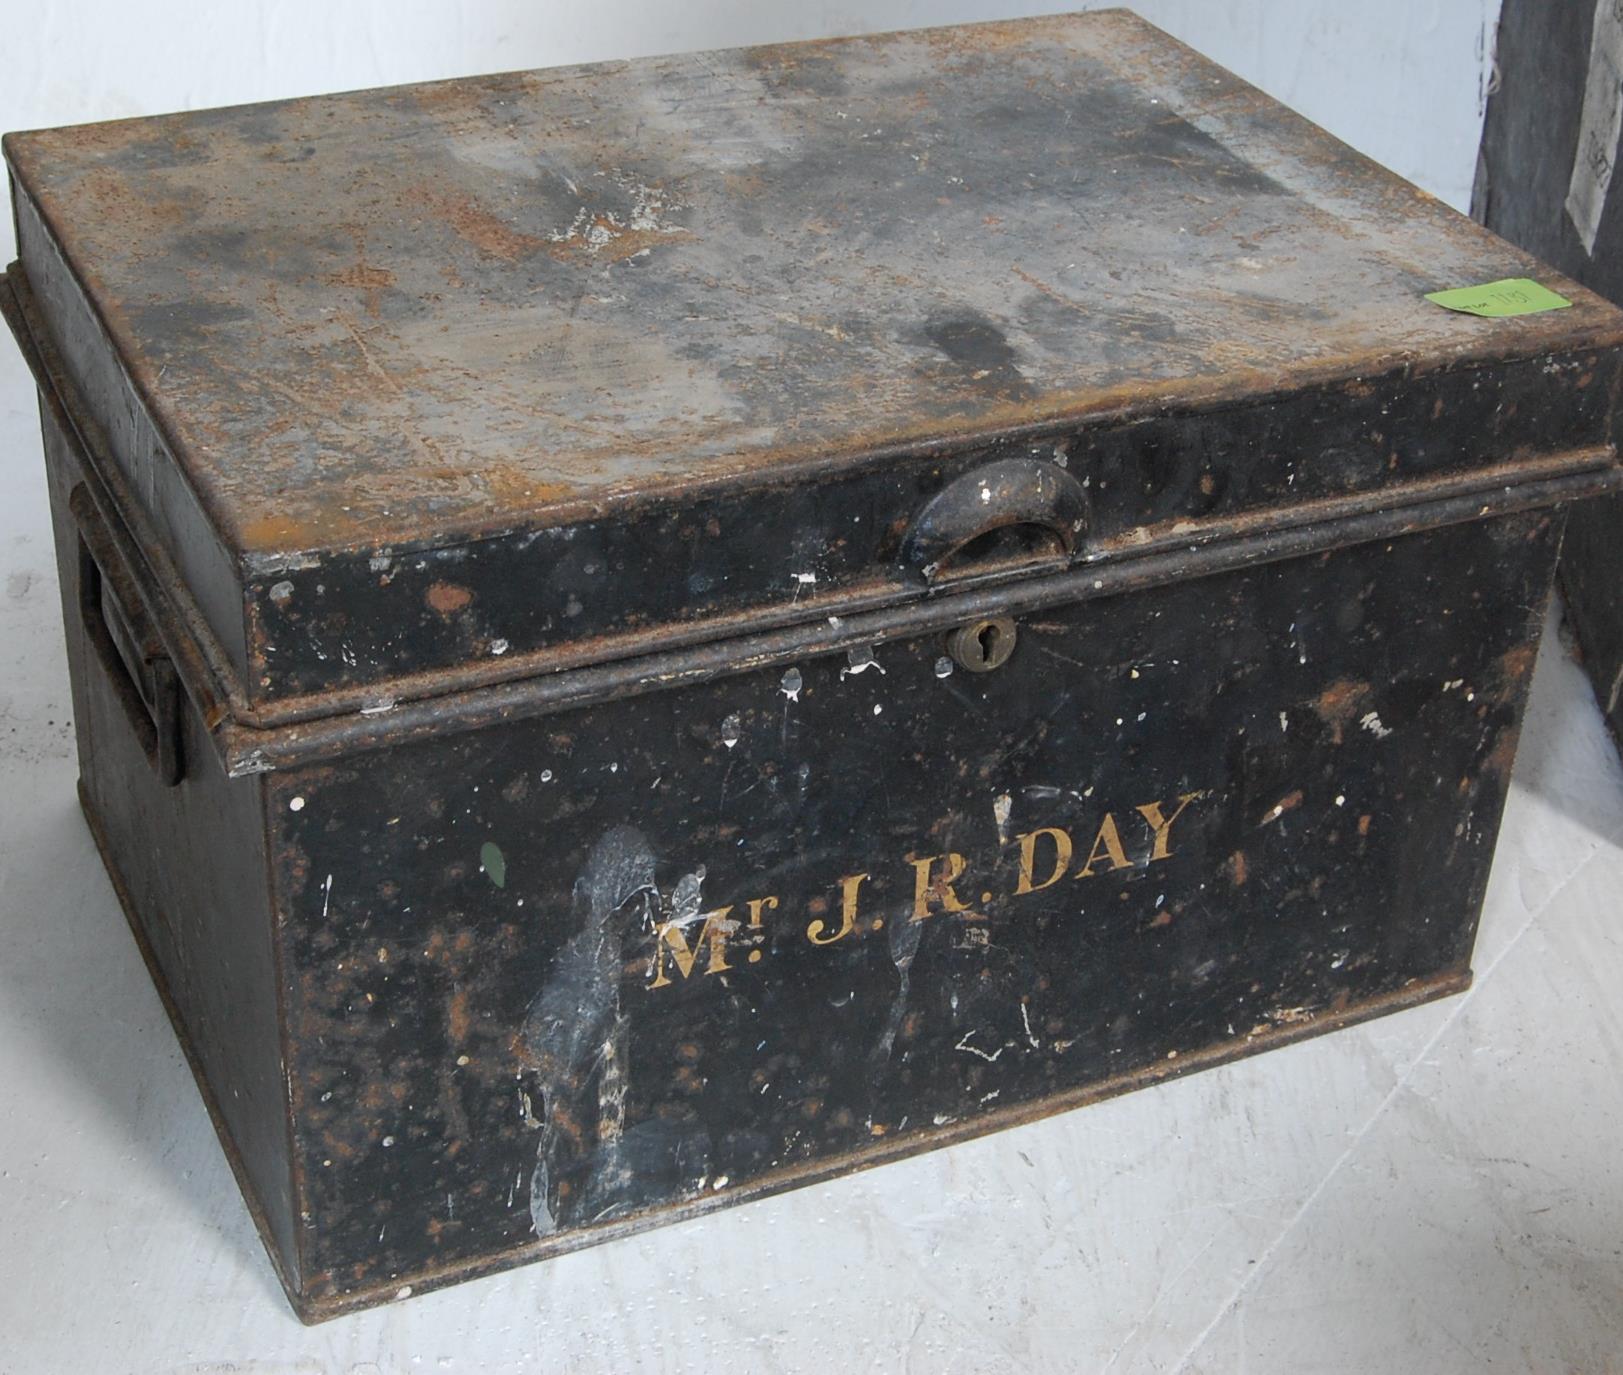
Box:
[289,796,305,812]
[955,1031,1005,1063]
[780,667,803,702]
[992,793,1013,846]
[491,638,510,656]
[841,646,884,679]
[667,866,711,931]
[1359,710,1393,740]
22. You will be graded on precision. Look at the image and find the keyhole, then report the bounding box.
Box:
[946,616,1018,673]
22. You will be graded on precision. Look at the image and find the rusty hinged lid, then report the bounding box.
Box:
[7,9,1623,745]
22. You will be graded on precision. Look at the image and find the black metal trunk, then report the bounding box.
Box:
[6,9,1623,1322]
[1475,0,1623,748]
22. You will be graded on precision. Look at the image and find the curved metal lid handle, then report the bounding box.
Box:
[899,457,1088,583]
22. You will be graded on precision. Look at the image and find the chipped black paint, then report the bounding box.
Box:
[271,511,1555,1308]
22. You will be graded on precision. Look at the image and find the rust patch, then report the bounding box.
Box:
[325,262,398,317]
[463,466,576,511]
[544,217,694,265]
[70,168,193,245]
[916,13,1082,55]
[1310,678,1373,744]
[420,190,543,262]
[447,985,472,1042]
[1259,790,1304,826]
[240,511,316,552]
[426,581,473,615]
[406,71,544,114]
[1228,850,1248,886]
[1494,641,1538,687]
[1483,730,1521,779]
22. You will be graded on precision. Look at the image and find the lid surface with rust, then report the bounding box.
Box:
[7,9,1623,716]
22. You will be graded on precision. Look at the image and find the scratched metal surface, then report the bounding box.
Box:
[264,503,1554,1314]
[5,8,1618,559]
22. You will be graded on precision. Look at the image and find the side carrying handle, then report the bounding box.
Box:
[69,484,183,785]
[899,457,1088,583]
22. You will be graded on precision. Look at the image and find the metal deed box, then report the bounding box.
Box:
[1474,0,1623,752]
[5,10,1622,1322]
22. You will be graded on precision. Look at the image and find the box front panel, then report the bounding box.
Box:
[272,510,1556,1308]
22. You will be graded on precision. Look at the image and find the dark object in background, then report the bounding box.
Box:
[1476,0,1623,747]
[5,9,1623,1323]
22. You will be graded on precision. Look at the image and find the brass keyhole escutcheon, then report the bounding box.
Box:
[946,616,1018,672]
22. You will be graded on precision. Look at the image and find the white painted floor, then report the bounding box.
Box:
[3,338,1623,1372]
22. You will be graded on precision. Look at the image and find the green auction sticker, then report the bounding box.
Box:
[480,840,507,889]
[1424,277,1572,318]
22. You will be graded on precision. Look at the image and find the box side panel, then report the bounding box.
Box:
[15,189,250,693]
[1476,0,1623,747]
[269,506,1556,1313]
[38,405,298,1291]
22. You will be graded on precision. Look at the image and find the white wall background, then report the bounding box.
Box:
[2,0,1501,267]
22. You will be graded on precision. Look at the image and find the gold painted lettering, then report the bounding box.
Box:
[1014,827,1073,895]
[649,907,737,988]
[911,852,972,921]
[1136,792,1202,862]
[808,874,867,945]
[745,895,779,964]
[1075,814,1131,877]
